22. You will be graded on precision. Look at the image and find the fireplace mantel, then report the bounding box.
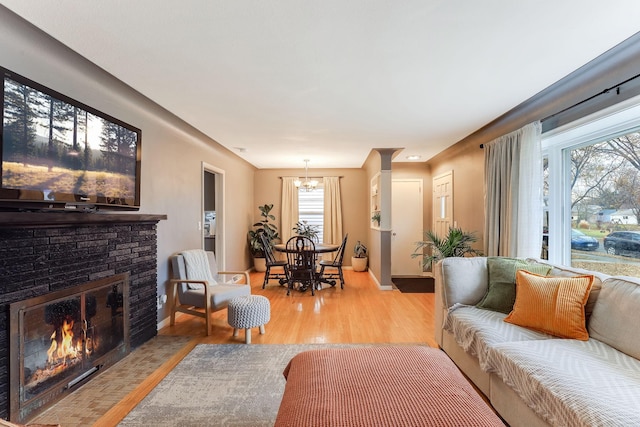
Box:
[0,212,167,227]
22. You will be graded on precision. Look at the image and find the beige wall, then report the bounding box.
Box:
[0,8,256,323]
[254,168,369,265]
[426,138,486,251]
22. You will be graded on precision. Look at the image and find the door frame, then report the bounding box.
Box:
[202,162,225,269]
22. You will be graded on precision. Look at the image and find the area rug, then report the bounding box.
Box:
[117,343,367,427]
[392,277,435,293]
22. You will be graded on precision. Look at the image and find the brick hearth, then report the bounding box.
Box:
[0,212,165,420]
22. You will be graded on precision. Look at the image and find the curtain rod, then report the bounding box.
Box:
[479,72,640,150]
[278,176,343,179]
[541,72,640,123]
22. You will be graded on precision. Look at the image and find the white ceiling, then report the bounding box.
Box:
[2,1,640,169]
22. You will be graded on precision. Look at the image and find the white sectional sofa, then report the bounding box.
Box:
[434,256,640,427]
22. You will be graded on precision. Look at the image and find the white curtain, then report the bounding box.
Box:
[323,177,343,244]
[281,177,299,244]
[484,121,542,258]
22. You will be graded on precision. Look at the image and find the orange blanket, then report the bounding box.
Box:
[275,346,504,426]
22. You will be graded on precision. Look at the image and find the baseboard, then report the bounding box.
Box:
[157,311,185,331]
[369,270,394,290]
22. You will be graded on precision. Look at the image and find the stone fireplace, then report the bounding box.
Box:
[0,212,165,423]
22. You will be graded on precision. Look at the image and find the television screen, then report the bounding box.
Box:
[0,67,141,211]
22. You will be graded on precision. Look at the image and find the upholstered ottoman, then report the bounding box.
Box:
[227,295,270,344]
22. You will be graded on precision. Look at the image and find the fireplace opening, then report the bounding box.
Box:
[10,273,130,423]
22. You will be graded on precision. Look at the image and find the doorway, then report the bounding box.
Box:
[203,163,225,269]
[391,179,423,276]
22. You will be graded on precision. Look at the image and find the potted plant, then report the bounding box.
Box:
[371,212,381,227]
[292,220,320,242]
[412,227,481,270]
[351,240,368,272]
[248,204,279,272]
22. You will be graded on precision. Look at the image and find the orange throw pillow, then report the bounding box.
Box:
[504,270,594,340]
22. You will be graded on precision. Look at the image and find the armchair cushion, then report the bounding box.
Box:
[181,249,215,289]
[181,283,251,311]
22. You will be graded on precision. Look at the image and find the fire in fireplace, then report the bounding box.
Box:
[27,297,87,394]
[9,274,130,423]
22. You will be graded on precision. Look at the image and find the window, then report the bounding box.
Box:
[298,185,324,241]
[543,97,640,277]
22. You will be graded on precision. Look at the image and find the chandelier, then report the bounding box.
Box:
[294,159,318,192]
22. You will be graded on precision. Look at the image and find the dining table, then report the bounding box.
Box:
[273,242,339,292]
[273,243,339,254]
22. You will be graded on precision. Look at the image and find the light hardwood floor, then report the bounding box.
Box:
[165,269,437,345]
[30,269,437,427]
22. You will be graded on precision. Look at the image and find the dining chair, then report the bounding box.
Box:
[259,232,289,289]
[285,235,318,296]
[317,234,348,289]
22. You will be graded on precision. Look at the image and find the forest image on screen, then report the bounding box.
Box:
[2,77,138,204]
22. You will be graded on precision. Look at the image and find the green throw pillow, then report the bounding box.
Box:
[476,257,552,314]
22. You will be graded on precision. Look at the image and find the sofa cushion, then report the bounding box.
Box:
[476,257,552,314]
[541,261,607,321]
[588,276,640,359]
[505,271,593,340]
[439,257,488,307]
[444,305,551,371]
[485,338,640,427]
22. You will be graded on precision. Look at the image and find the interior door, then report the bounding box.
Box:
[391,179,423,276]
[432,171,453,237]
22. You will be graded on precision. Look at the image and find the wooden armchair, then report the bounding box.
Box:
[169,249,250,335]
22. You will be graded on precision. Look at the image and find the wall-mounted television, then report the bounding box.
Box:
[0,67,141,211]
